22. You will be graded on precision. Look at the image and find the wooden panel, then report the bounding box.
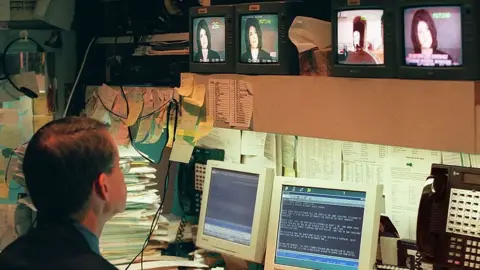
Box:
[193,74,477,153]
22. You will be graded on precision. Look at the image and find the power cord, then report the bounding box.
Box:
[63,37,96,117]
[0,36,44,99]
[122,95,180,270]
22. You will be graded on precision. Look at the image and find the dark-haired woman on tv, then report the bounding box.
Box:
[241,18,272,63]
[194,19,221,63]
[410,9,452,63]
[345,16,380,65]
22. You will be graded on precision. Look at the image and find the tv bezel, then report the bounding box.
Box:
[189,5,235,74]
[397,0,478,80]
[331,0,397,78]
[235,1,301,75]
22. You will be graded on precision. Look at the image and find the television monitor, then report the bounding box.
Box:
[265,177,383,270]
[235,1,302,75]
[397,0,478,80]
[331,0,397,78]
[189,5,235,74]
[196,161,275,263]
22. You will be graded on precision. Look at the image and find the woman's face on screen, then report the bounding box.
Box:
[417,20,433,49]
[248,26,259,49]
[199,28,208,49]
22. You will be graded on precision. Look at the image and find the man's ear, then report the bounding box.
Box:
[95,173,109,201]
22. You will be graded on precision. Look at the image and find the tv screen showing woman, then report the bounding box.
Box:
[240,14,279,64]
[193,17,226,63]
[404,7,462,67]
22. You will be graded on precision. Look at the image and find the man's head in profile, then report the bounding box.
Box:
[23,116,127,235]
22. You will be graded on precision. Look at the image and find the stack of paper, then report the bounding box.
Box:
[100,148,162,264]
[150,214,193,245]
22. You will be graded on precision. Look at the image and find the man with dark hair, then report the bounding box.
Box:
[0,116,128,270]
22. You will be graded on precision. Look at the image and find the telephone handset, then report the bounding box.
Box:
[417,164,480,269]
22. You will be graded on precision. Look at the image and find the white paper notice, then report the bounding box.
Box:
[207,79,253,128]
[342,142,387,185]
[208,79,234,123]
[281,135,296,169]
[231,80,253,128]
[386,179,425,240]
[241,131,267,156]
[441,152,463,166]
[296,137,342,182]
[385,147,440,241]
[197,128,242,163]
[243,134,279,175]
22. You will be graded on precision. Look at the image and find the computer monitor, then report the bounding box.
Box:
[196,161,275,263]
[397,0,479,80]
[235,1,302,75]
[265,177,383,270]
[189,5,235,74]
[331,0,397,78]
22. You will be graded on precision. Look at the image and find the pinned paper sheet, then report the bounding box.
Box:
[110,118,130,146]
[281,135,296,169]
[135,115,154,143]
[207,79,253,128]
[176,73,195,97]
[184,84,206,107]
[194,115,214,143]
[88,97,109,122]
[384,146,441,240]
[141,88,155,117]
[342,142,387,185]
[97,84,118,110]
[0,109,19,126]
[197,128,242,163]
[125,88,144,126]
[231,80,253,128]
[146,109,167,144]
[241,131,267,156]
[296,137,342,182]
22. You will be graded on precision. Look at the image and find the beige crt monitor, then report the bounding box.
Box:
[196,160,275,263]
[265,177,383,270]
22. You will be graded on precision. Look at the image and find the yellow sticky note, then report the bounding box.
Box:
[176,73,194,97]
[194,115,214,143]
[0,181,8,198]
[184,84,206,107]
[285,168,296,177]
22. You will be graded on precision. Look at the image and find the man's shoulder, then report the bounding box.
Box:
[0,226,116,270]
[0,236,116,270]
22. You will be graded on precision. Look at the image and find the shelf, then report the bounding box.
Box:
[192,74,480,154]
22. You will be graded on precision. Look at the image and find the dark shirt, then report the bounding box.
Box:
[0,219,117,270]
[241,49,273,63]
[193,49,221,62]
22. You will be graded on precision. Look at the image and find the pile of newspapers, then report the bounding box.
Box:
[100,146,162,265]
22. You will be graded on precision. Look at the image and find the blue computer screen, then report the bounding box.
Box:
[274,185,366,270]
[203,168,259,245]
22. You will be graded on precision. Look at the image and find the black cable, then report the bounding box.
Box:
[123,96,180,269]
[1,37,44,98]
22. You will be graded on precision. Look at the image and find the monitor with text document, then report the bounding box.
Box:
[196,161,275,263]
[265,177,383,270]
[397,0,479,80]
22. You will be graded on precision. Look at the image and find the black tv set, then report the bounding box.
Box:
[235,1,302,75]
[189,5,235,74]
[331,0,397,78]
[397,0,478,80]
